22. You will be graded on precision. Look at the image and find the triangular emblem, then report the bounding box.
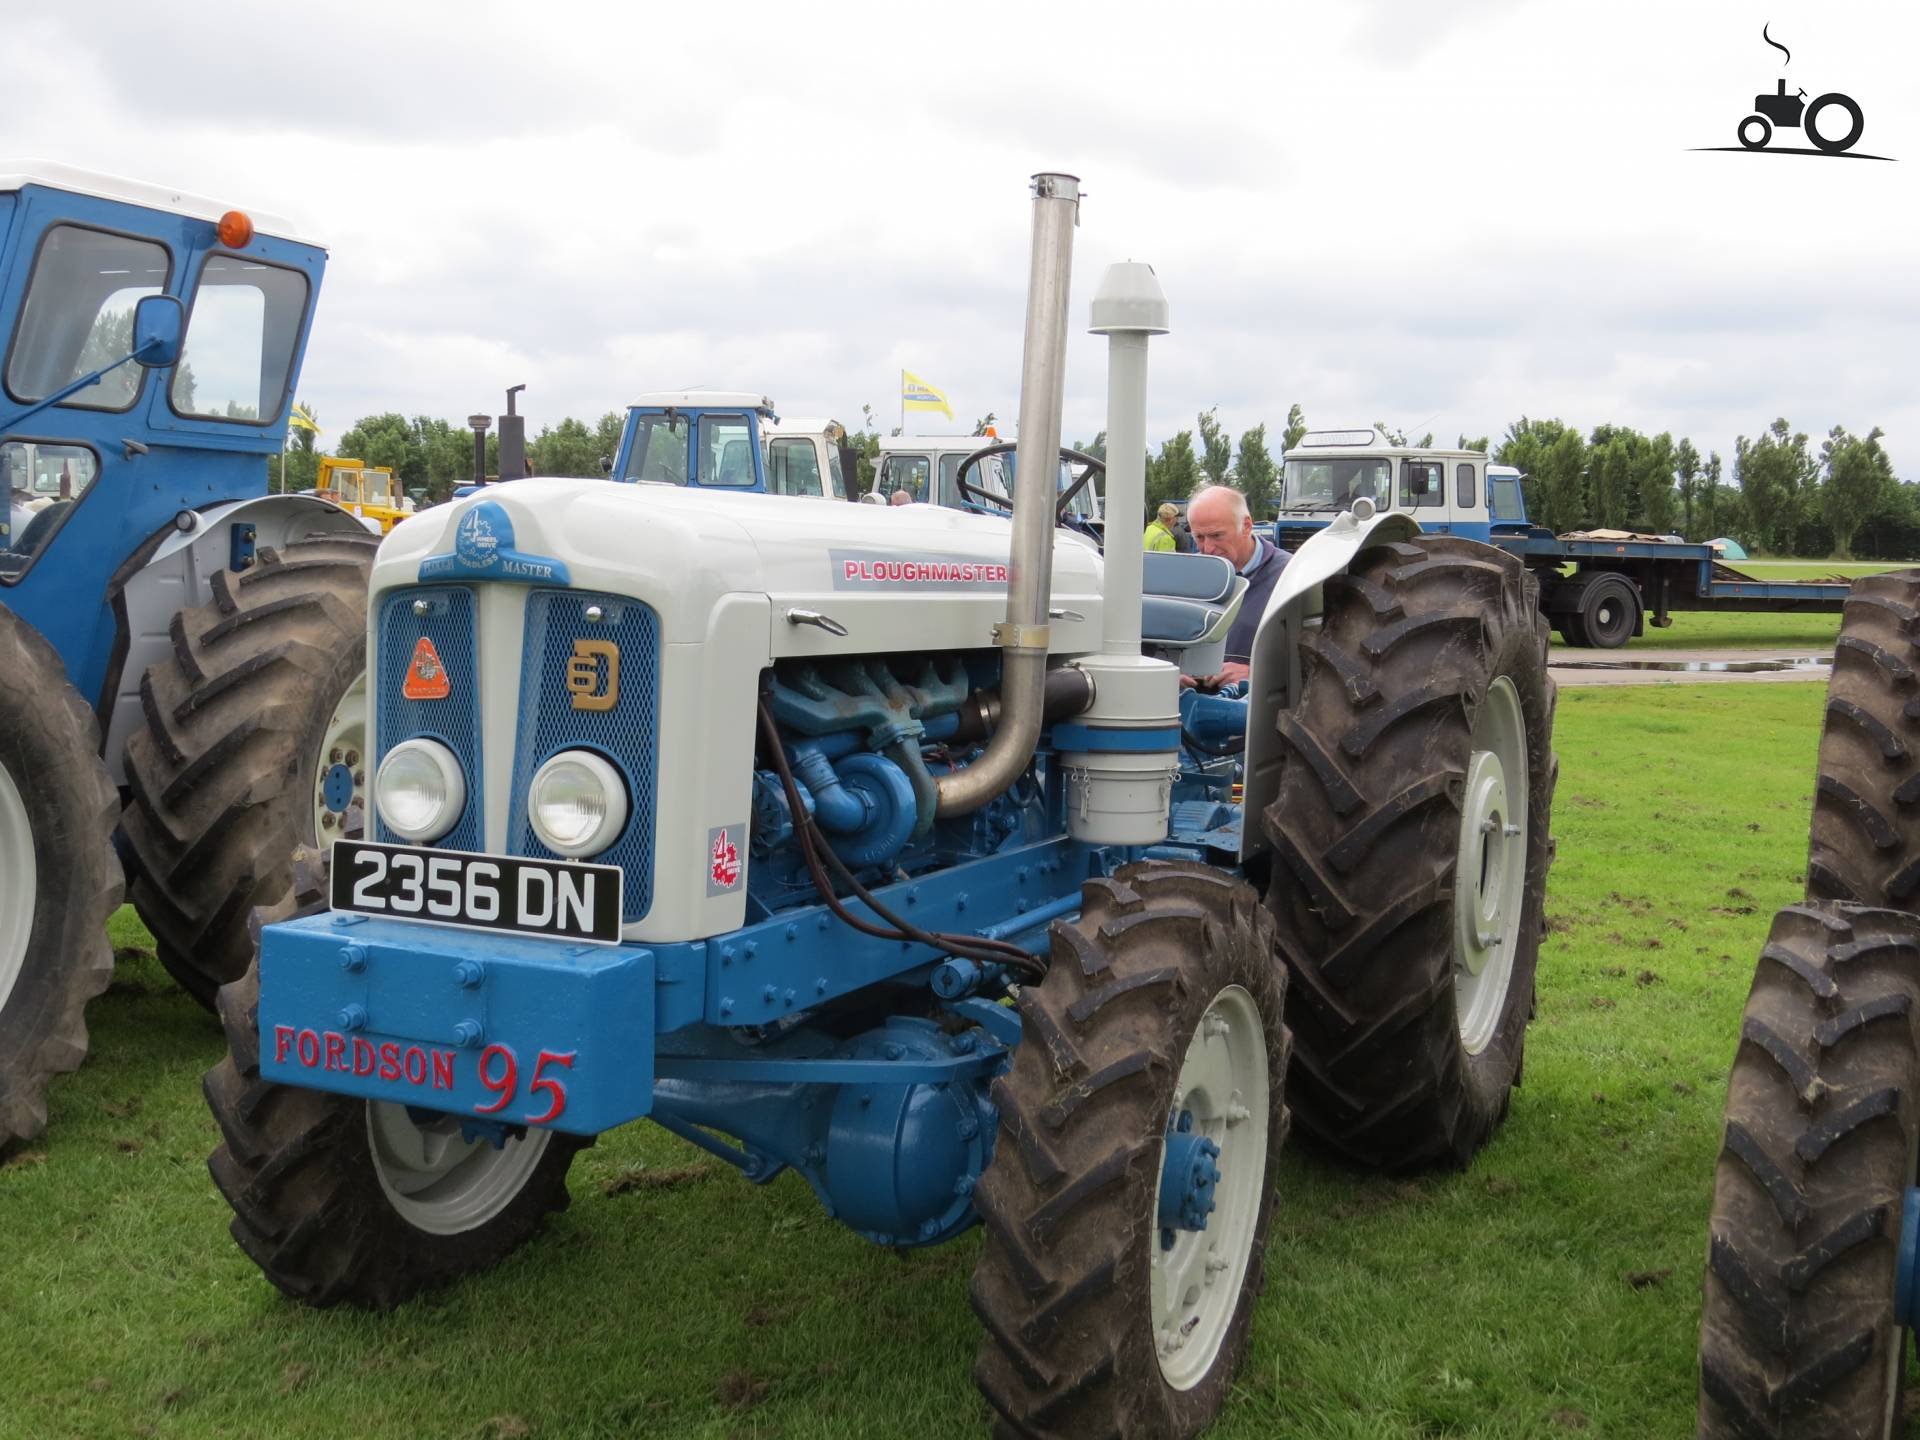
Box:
[402,636,451,700]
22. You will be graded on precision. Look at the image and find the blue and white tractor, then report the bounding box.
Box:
[0,163,377,1145]
[206,174,1557,1436]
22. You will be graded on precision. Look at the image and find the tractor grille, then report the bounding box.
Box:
[507,590,661,922]
[374,585,484,852]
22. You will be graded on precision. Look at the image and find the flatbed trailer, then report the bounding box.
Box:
[1270,431,1851,648]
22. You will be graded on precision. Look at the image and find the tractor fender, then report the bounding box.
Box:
[100,494,373,784]
[1238,508,1422,861]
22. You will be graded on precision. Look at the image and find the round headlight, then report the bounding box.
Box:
[375,739,466,843]
[529,750,628,857]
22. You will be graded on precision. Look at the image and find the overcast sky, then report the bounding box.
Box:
[11,1,1917,472]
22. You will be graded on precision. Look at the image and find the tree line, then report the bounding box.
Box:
[282,402,1908,560]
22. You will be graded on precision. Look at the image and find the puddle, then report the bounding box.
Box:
[1552,655,1832,674]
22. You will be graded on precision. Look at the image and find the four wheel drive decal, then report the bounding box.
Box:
[707,824,743,894]
[402,636,451,700]
[419,499,573,585]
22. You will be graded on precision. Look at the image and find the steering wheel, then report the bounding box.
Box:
[953,442,1105,527]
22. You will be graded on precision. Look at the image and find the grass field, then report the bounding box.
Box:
[1608,609,1844,650]
[0,683,1857,1438]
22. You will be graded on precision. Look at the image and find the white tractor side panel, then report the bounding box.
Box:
[648,595,770,941]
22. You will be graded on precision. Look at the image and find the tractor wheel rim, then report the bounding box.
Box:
[366,1102,552,1236]
[1455,675,1527,1055]
[1150,983,1269,1391]
[0,762,35,1012]
[313,669,367,843]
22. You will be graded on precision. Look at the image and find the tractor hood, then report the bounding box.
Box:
[372,480,1106,659]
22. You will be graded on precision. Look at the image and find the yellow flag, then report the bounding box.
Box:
[901,370,953,421]
[288,402,320,435]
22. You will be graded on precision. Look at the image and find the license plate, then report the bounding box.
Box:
[329,840,624,944]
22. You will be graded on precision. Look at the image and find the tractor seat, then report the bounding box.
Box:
[1139,551,1245,649]
[716,439,752,487]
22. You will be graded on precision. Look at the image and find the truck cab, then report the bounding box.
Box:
[610,391,856,499]
[1272,429,1504,550]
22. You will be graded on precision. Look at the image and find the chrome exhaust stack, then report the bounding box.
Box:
[935,172,1081,817]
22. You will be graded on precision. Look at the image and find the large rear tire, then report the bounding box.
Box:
[0,610,121,1146]
[971,862,1290,1439]
[204,850,586,1308]
[1698,901,1920,1438]
[1264,535,1557,1170]
[121,534,376,1007]
[1807,570,1920,908]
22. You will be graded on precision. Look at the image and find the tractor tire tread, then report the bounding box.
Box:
[121,533,376,1006]
[0,612,121,1146]
[1699,901,1920,1438]
[1809,568,1920,907]
[970,860,1290,1438]
[1262,533,1555,1171]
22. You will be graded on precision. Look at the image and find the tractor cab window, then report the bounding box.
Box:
[768,437,823,496]
[700,415,756,487]
[877,454,930,502]
[6,225,171,413]
[1398,459,1445,510]
[825,444,847,498]
[1488,471,1526,524]
[1280,456,1392,511]
[0,439,99,581]
[622,412,690,483]
[1456,462,1478,509]
[169,254,309,424]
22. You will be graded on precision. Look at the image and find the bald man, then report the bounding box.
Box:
[1184,484,1288,690]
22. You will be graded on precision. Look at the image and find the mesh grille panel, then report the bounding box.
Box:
[507,591,660,921]
[374,586,483,852]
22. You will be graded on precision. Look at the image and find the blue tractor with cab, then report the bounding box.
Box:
[0,162,378,1145]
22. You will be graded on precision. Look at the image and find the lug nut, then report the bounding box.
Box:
[339,944,368,972]
[336,1003,368,1031]
[453,1020,484,1048]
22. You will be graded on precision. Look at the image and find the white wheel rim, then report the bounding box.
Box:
[0,762,35,1013]
[1454,674,1528,1054]
[1151,983,1269,1391]
[313,669,367,842]
[366,1102,552,1236]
